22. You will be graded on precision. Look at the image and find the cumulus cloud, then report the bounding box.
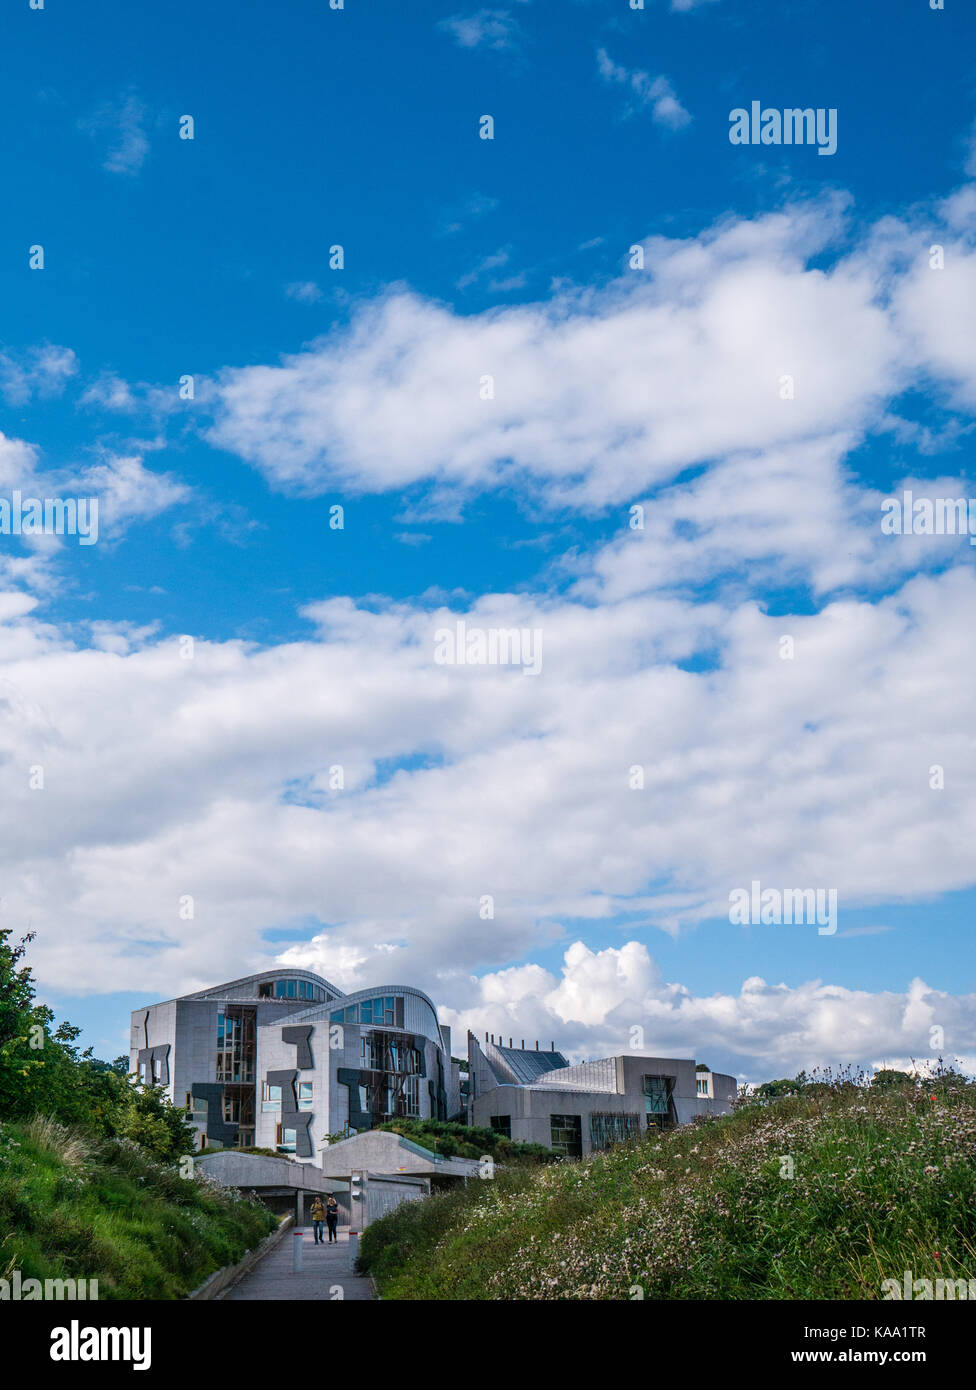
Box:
[9,168,976,1081]
[436,942,973,1082]
[206,196,911,509]
[4,556,976,1077]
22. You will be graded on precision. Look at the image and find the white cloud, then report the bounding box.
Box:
[284,281,323,304]
[207,196,905,507]
[438,942,974,1081]
[79,93,149,176]
[455,246,512,290]
[205,187,976,532]
[596,48,692,128]
[0,429,190,563]
[4,558,976,1073]
[438,9,524,53]
[0,344,78,405]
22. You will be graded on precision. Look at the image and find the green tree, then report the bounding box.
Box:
[0,930,194,1161]
[871,1068,914,1088]
[756,1077,803,1098]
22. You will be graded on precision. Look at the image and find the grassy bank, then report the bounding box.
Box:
[359,1076,976,1299]
[0,1116,277,1299]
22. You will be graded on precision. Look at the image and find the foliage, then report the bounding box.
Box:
[373,1117,554,1164]
[0,929,195,1163]
[359,1067,976,1300]
[0,1117,276,1299]
[871,1068,915,1089]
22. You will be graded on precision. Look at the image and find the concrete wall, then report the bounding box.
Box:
[471,1054,737,1155]
[471,1084,645,1155]
[365,1175,429,1227]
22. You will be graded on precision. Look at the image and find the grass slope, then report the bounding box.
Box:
[359,1079,976,1300]
[0,1117,277,1299]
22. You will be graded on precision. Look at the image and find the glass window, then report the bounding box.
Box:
[275,980,287,998]
[550,1114,582,1159]
[216,1008,256,1083]
[490,1114,511,1139]
[642,1076,671,1114]
[298,1082,313,1111]
[286,980,296,998]
[262,1083,282,1112]
[589,1113,640,1151]
[276,1126,296,1152]
[405,1075,420,1117]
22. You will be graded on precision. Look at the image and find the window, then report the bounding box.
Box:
[360,996,396,1026]
[550,1114,582,1159]
[216,1008,256,1083]
[490,1114,511,1139]
[276,1125,296,1153]
[642,1076,670,1113]
[643,1075,675,1131]
[298,1082,313,1111]
[405,1075,421,1117]
[589,1113,640,1151]
[258,982,273,998]
[361,1032,384,1070]
[262,1083,282,1112]
[697,1076,709,1096]
[151,1056,162,1083]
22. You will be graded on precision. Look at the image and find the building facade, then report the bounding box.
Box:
[467,1032,736,1157]
[130,969,460,1161]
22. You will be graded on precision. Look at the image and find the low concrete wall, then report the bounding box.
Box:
[187,1215,294,1301]
[364,1174,429,1227]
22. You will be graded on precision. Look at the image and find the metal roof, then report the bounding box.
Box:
[488,1045,569,1085]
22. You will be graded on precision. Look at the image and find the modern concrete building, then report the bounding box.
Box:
[130,969,460,1160]
[467,1032,736,1157]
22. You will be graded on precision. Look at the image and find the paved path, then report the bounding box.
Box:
[224,1227,375,1301]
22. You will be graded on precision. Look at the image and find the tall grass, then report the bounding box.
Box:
[0,1118,277,1299]
[358,1074,976,1300]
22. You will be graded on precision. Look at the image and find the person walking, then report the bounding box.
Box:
[325,1194,339,1243]
[309,1196,326,1245]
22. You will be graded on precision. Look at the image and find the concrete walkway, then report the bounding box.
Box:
[224,1227,375,1301]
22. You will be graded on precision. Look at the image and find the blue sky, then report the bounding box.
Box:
[2,0,975,1083]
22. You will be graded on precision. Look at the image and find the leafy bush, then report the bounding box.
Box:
[373,1117,553,1165]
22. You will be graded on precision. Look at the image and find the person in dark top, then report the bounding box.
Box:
[325,1194,339,1242]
